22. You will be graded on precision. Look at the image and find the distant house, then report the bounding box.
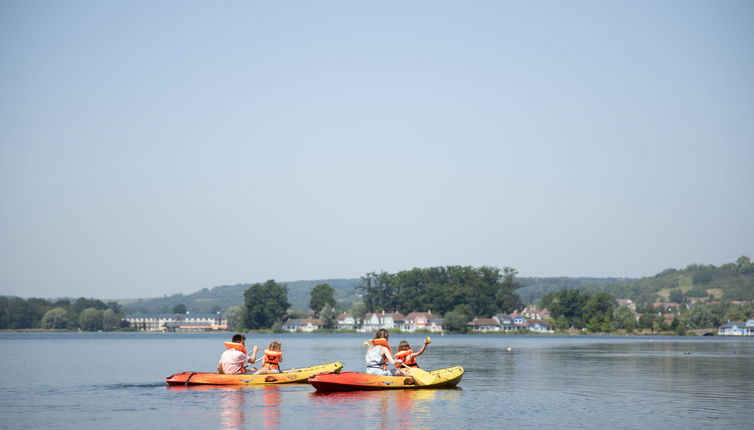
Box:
[404,311,443,333]
[718,318,754,336]
[492,314,517,331]
[282,318,324,333]
[467,318,501,332]
[521,305,551,321]
[124,313,227,332]
[426,316,444,333]
[360,311,406,333]
[616,299,636,311]
[511,314,527,328]
[336,313,358,330]
[524,319,553,333]
[652,302,682,312]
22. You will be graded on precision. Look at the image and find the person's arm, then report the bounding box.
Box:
[217,361,224,374]
[248,345,259,364]
[383,347,402,367]
[412,339,430,359]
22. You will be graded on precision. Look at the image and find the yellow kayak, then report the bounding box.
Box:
[308,366,464,391]
[166,361,343,385]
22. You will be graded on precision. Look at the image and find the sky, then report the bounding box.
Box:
[1,1,753,299]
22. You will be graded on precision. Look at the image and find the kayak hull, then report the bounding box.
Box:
[166,361,343,385]
[308,366,464,391]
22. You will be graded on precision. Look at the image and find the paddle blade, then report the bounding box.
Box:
[406,367,436,385]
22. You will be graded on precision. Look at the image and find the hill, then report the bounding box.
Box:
[119,257,754,315]
[119,278,363,314]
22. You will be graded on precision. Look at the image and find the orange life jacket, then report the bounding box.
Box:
[224,341,247,355]
[370,338,392,355]
[263,349,283,370]
[394,349,418,367]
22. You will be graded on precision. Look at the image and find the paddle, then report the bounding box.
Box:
[398,337,436,385]
[242,357,263,373]
[401,364,437,385]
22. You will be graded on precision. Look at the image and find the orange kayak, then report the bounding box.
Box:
[166,361,343,385]
[308,366,464,391]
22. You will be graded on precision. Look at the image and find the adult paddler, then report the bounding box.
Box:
[365,329,407,376]
[217,333,259,374]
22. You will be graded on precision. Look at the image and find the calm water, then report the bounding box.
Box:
[0,332,751,429]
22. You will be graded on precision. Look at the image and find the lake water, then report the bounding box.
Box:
[0,332,751,429]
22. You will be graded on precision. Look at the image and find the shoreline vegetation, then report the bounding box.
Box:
[2,257,752,335]
[0,327,721,336]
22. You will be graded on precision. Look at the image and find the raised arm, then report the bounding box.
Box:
[413,338,431,358]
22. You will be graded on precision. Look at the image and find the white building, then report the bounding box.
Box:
[718,318,754,336]
[282,318,324,332]
[125,313,227,332]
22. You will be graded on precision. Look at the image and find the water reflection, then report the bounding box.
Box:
[261,385,281,429]
[309,389,462,430]
[218,387,246,430]
[165,384,282,429]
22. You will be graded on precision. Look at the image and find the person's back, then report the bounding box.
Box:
[219,348,248,374]
[365,328,404,376]
[218,334,258,375]
[365,344,386,372]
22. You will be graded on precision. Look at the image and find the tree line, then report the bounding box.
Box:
[223,266,525,332]
[359,266,523,316]
[0,296,125,331]
[538,289,754,333]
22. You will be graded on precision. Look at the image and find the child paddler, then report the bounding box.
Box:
[254,341,283,375]
[365,329,408,376]
[394,337,431,368]
[217,333,259,375]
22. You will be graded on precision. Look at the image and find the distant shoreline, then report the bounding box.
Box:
[0,328,723,336]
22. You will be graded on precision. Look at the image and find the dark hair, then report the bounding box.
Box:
[232,333,246,343]
[373,328,389,340]
[398,340,410,350]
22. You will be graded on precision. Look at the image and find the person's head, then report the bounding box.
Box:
[269,341,281,351]
[232,333,246,343]
[398,340,410,351]
[373,328,389,340]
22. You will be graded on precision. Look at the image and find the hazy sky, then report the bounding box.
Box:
[1,1,753,299]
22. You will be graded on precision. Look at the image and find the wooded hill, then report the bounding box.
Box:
[118,256,753,314]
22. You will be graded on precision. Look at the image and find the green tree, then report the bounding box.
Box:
[41,307,69,329]
[540,289,589,329]
[271,321,284,333]
[244,280,290,330]
[582,293,615,333]
[172,304,187,314]
[668,289,684,303]
[443,304,472,333]
[79,308,104,331]
[443,311,469,333]
[613,306,637,331]
[638,314,656,331]
[224,306,245,331]
[319,303,336,329]
[102,309,121,331]
[309,283,336,314]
